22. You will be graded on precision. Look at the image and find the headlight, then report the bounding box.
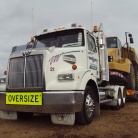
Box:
[0,78,6,84]
[58,74,74,80]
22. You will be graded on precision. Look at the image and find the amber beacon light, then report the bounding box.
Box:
[93,26,98,32]
[31,36,35,42]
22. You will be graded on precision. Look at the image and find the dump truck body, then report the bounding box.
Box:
[107,36,138,99]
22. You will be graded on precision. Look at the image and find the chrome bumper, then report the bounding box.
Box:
[0,91,84,113]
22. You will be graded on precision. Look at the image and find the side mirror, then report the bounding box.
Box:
[128,34,134,43]
[128,34,132,37]
[130,37,134,43]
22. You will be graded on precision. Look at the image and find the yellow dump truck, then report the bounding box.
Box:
[106,35,138,100]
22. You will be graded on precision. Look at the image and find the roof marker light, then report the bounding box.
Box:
[78,24,82,27]
[71,23,77,27]
[43,29,48,32]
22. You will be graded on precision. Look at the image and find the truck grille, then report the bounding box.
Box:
[8,55,43,89]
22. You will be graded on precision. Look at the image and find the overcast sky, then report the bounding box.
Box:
[0,0,138,76]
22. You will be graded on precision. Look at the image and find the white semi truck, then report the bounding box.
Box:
[0,23,127,125]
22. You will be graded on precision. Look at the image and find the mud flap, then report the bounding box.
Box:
[51,113,75,125]
[0,110,17,120]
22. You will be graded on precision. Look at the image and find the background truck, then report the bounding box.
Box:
[106,35,138,101]
[0,23,137,125]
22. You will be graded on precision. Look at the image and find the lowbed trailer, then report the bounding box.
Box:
[0,23,137,125]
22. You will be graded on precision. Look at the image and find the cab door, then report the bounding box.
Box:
[86,33,99,78]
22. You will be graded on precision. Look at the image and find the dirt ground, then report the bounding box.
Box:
[0,102,137,138]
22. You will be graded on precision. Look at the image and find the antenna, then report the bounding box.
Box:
[32,8,36,35]
[91,2,92,27]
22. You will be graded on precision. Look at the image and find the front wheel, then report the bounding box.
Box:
[75,86,95,125]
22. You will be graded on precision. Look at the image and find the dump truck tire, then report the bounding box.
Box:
[75,86,95,125]
[126,65,135,90]
[134,66,138,90]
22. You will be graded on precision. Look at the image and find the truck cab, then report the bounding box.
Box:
[9,26,100,91]
[106,37,122,59]
[0,24,104,125]
[0,24,128,125]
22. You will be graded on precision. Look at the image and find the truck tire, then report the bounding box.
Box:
[112,88,122,110]
[126,65,135,90]
[134,94,138,102]
[75,86,95,125]
[18,112,33,120]
[134,66,138,90]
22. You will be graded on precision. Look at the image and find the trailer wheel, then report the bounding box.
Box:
[126,65,135,90]
[18,112,33,120]
[112,88,122,110]
[121,88,126,108]
[75,86,95,125]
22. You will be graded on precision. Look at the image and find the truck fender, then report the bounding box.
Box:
[78,70,98,91]
[77,70,99,102]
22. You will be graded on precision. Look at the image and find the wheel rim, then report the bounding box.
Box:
[118,98,121,105]
[123,97,126,104]
[85,94,94,118]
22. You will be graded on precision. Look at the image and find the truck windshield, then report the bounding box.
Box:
[35,29,84,48]
[106,37,117,48]
[11,29,84,53]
